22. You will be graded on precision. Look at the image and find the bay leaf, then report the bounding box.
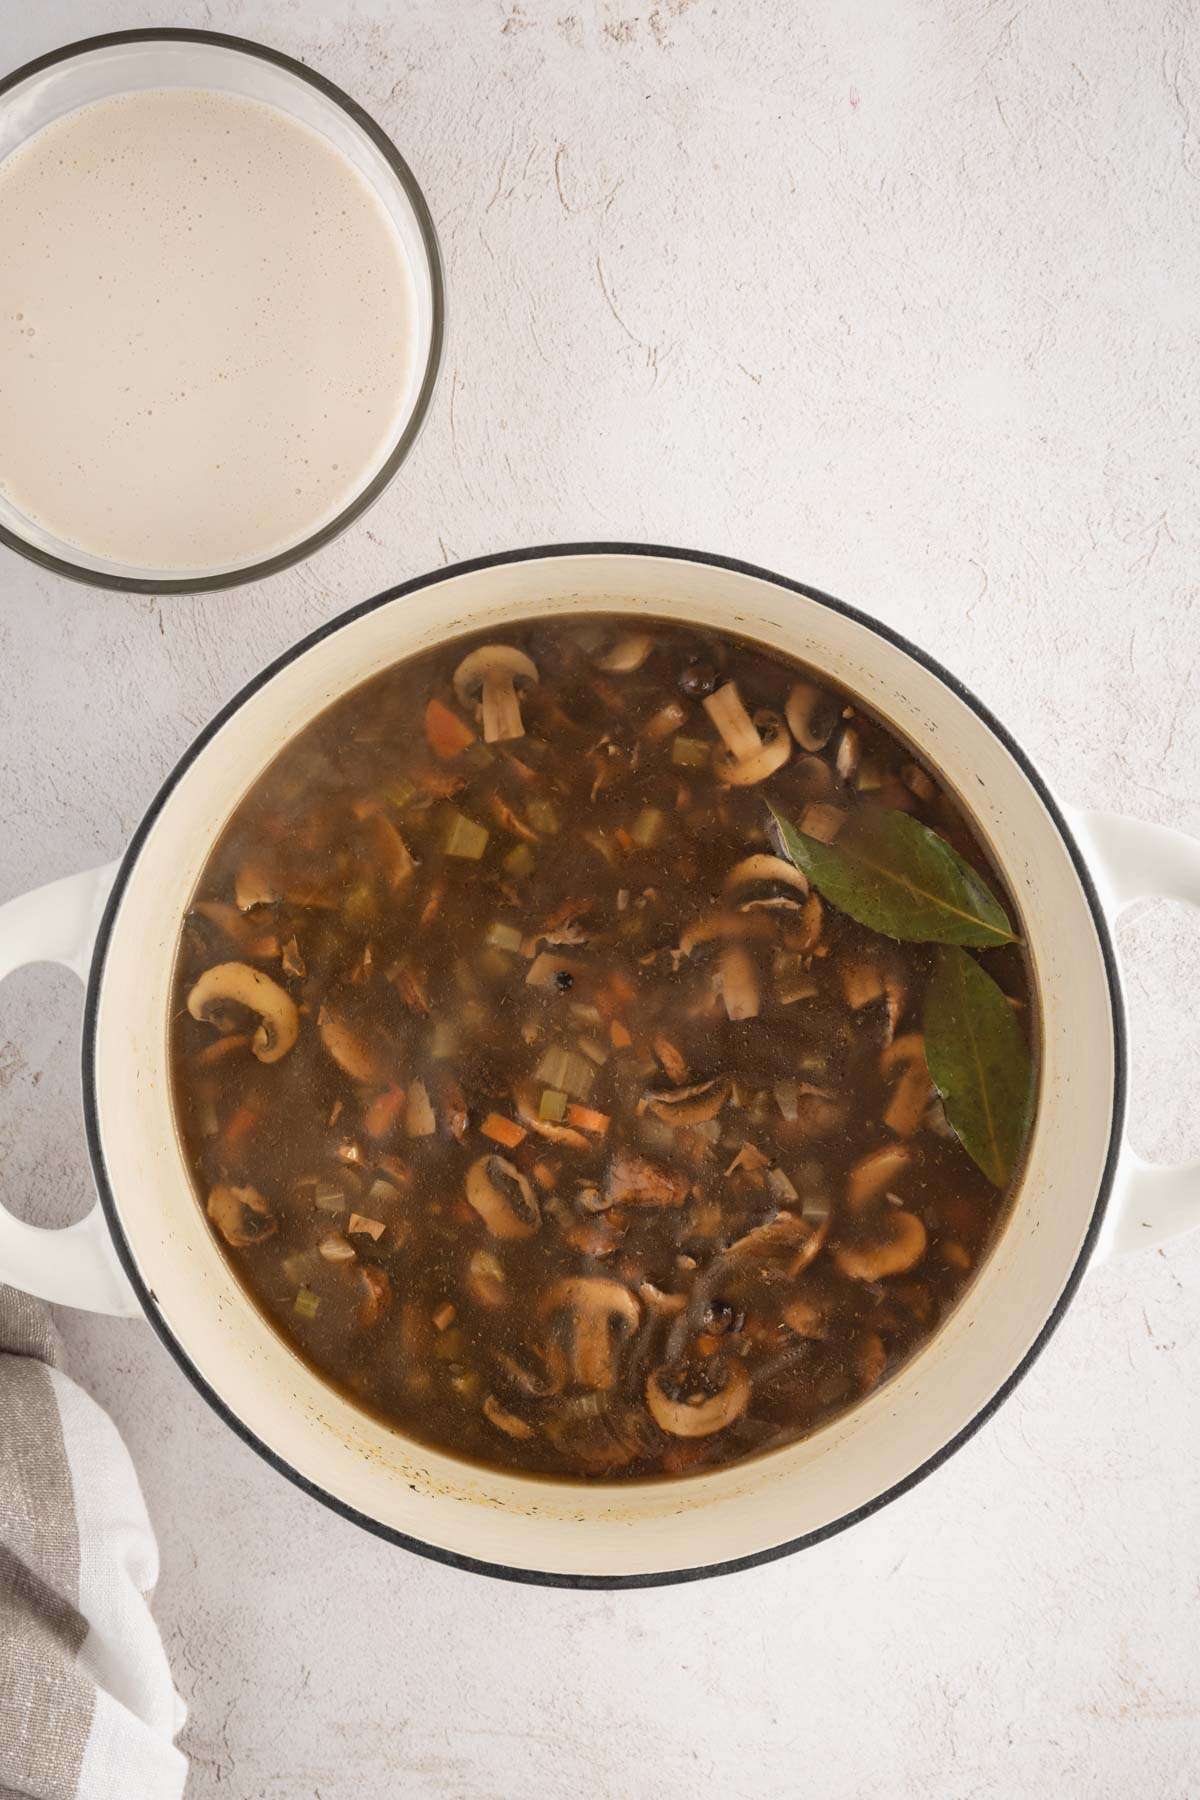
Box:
[923,945,1034,1187]
[767,802,1017,947]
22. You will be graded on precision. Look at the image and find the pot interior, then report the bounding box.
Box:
[89,551,1117,1579]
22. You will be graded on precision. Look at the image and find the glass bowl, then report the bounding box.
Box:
[0,28,445,593]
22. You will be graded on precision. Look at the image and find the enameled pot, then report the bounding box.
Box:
[2,546,1196,1588]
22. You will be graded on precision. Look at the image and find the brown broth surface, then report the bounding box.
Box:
[170,616,1035,1480]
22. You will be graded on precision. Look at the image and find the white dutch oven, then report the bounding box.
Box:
[1,546,1196,1588]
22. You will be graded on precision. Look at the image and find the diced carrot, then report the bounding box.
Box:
[694,1333,720,1356]
[608,970,639,1008]
[481,1112,527,1150]
[531,1159,558,1191]
[221,1101,260,1153]
[362,1085,406,1141]
[424,696,475,760]
[432,1302,457,1331]
[614,827,635,854]
[609,1019,633,1050]
[566,1104,610,1136]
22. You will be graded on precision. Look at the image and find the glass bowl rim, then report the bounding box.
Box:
[0,26,447,595]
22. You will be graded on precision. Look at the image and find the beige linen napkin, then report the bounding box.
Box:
[0,1288,186,1799]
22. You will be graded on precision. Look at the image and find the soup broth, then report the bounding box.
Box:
[170,616,1036,1480]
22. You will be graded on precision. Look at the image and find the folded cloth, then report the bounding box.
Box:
[0,1288,186,1799]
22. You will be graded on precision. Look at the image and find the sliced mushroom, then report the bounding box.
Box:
[482,1393,537,1440]
[188,963,299,1064]
[466,1247,508,1308]
[726,1208,828,1277]
[881,1033,932,1138]
[639,1281,688,1317]
[206,1183,276,1247]
[645,1359,750,1437]
[719,943,760,1020]
[722,854,809,902]
[846,1143,913,1213]
[465,1154,541,1239]
[705,683,792,786]
[785,680,840,752]
[495,1342,566,1398]
[833,1209,927,1281]
[782,1295,826,1339]
[855,1330,888,1391]
[604,1148,690,1209]
[317,1005,389,1084]
[642,1077,730,1127]
[842,961,884,1010]
[193,900,279,959]
[595,630,653,673]
[453,645,539,743]
[233,856,280,911]
[358,1263,392,1326]
[541,1277,641,1389]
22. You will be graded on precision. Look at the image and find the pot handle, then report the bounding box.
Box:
[0,863,141,1315]
[1067,809,1200,1258]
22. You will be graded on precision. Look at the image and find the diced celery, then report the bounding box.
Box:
[503,843,536,879]
[343,881,377,929]
[294,1287,320,1320]
[631,807,664,849]
[429,1020,458,1059]
[384,777,416,810]
[578,1035,609,1066]
[526,797,559,835]
[487,921,524,953]
[538,1087,568,1121]
[533,1044,593,1098]
[534,1044,573,1089]
[443,811,489,859]
[671,735,710,768]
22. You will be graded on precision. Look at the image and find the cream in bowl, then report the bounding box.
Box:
[0,31,443,590]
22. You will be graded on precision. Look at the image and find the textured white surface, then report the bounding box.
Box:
[1,1,1198,1795]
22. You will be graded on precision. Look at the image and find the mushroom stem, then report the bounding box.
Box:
[482,669,525,742]
[704,682,763,760]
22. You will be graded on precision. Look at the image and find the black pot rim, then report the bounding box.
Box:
[0,27,445,594]
[81,542,1126,1589]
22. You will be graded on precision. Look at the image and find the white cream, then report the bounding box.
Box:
[0,87,418,573]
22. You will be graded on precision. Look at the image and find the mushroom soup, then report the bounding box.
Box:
[170,617,1037,1479]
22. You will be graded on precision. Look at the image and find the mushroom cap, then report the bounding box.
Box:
[452,644,539,705]
[187,962,299,1063]
[846,1143,913,1213]
[722,854,809,899]
[645,1359,750,1437]
[541,1276,641,1389]
[206,1183,276,1248]
[833,1208,928,1281]
[712,711,791,786]
[465,1153,541,1239]
[317,1005,390,1084]
[785,680,840,752]
[642,1076,730,1127]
